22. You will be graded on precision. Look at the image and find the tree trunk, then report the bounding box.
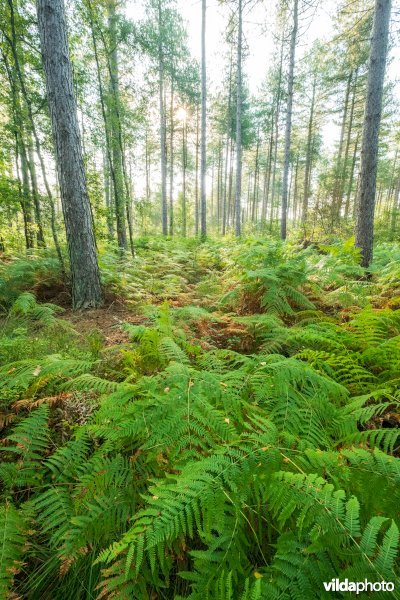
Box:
[390,175,400,237]
[280,0,298,240]
[338,70,358,216]
[252,132,260,222]
[235,0,243,237]
[262,119,273,223]
[103,148,114,238]
[107,0,128,250]
[200,0,207,238]
[27,133,46,247]
[199,1,207,237]
[354,0,391,267]
[182,119,187,237]
[19,138,35,249]
[345,131,359,219]
[37,0,103,308]
[302,75,316,227]
[195,107,200,236]
[158,0,168,235]
[332,71,352,223]
[169,82,174,236]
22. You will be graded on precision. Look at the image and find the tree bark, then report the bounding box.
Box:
[37,0,103,308]
[169,82,174,236]
[337,70,358,217]
[182,119,187,237]
[354,0,391,267]
[235,0,243,237]
[345,131,359,219]
[280,0,298,240]
[158,0,168,235]
[200,0,207,238]
[195,107,200,236]
[107,0,128,250]
[302,75,316,227]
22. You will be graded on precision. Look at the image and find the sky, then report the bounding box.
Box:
[125,0,338,96]
[120,0,400,201]
[125,0,400,155]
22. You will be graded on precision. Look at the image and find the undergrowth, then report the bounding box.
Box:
[0,237,399,599]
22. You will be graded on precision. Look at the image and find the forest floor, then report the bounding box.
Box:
[1,236,400,598]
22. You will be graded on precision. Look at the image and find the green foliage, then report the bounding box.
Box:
[0,238,399,599]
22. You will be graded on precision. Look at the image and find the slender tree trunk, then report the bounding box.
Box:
[216,141,222,230]
[145,127,151,204]
[200,0,207,238]
[270,35,285,228]
[262,116,274,223]
[182,119,187,237]
[103,148,114,238]
[345,131,359,219]
[158,0,168,235]
[195,107,200,236]
[338,70,358,216]
[390,175,400,237]
[293,154,300,226]
[332,71,352,225]
[302,75,316,227]
[355,0,391,267]
[169,82,174,236]
[37,0,103,308]
[210,153,215,228]
[252,132,260,222]
[227,138,234,231]
[19,139,35,249]
[27,133,46,247]
[281,0,298,240]
[107,0,128,250]
[235,0,243,237]
[3,2,64,263]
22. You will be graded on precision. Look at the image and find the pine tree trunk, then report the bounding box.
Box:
[235,0,243,237]
[302,76,316,227]
[338,70,358,215]
[262,116,274,223]
[345,131,359,219]
[37,0,103,308]
[19,139,35,249]
[27,134,46,247]
[332,71,352,223]
[158,0,168,235]
[354,0,391,267]
[390,175,400,237]
[270,35,285,229]
[195,107,200,236]
[200,0,207,238]
[182,120,187,237]
[108,0,128,250]
[280,0,298,240]
[169,82,174,236]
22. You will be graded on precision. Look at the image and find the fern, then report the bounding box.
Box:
[0,502,28,597]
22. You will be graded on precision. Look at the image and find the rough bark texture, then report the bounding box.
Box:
[200,0,207,238]
[235,0,242,237]
[280,0,298,240]
[37,0,103,309]
[355,0,391,267]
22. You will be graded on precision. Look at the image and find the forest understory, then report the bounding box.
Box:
[1,0,399,596]
[1,236,400,599]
